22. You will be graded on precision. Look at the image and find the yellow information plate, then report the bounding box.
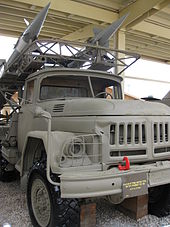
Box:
[122,172,148,199]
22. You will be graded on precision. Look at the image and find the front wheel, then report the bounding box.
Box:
[27,162,80,227]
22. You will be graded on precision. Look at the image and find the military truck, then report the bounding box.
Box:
[0,39,170,227]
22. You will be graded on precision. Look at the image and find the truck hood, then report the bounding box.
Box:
[52,98,170,116]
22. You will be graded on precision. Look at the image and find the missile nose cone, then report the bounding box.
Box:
[5,3,50,69]
[23,2,51,42]
[39,2,51,21]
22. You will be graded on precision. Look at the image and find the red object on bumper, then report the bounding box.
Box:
[118,156,130,170]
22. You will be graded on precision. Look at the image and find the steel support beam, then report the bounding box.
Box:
[63,24,104,41]
[133,20,170,40]
[0,12,78,32]
[120,0,167,28]
[0,18,70,35]
[10,0,118,23]
[71,0,120,12]
[116,30,126,94]
[0,4,86,28]
[0,22,67,37]
[126,0,170,29]
[0,29,62,39]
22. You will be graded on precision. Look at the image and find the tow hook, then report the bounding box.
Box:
[118,156,130,171]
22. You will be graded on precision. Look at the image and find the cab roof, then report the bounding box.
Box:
[26,67,123,83]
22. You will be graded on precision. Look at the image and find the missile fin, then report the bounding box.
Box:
[24,18,30,26]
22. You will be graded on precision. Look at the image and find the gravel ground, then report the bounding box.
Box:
[0,180,32,227]
[1,180,170,227]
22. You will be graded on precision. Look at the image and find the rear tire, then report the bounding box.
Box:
[148,184,170,217]
[27,162,80,227]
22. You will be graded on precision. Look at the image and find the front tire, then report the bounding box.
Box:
[27,162,80,227]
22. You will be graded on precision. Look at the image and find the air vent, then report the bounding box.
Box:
[53,104,65,113]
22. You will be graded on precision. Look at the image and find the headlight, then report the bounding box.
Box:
[60,134,102,168]
[66,138,85,158]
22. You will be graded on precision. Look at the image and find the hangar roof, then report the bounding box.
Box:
[0,0,170,62]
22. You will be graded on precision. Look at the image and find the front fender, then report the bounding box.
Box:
[21,130,75,175]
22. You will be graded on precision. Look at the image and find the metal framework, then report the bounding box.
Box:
[0,38,139,111]
[2,39,139,82]
[1,0,170,62]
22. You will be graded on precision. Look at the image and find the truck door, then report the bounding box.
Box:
[17,79,36,153]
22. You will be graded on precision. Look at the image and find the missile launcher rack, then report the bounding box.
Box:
[0,39,139,94]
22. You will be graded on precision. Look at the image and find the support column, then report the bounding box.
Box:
[116,29,126,98]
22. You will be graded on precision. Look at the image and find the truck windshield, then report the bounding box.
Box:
[39,75,122,100]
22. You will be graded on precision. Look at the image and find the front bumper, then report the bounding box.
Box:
[60,161,170,199]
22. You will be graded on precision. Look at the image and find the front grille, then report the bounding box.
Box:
[109,119,170,161]
[153,122,169,143]
[110,122,146,145]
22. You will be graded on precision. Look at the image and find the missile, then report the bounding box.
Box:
[4,2,50,73]
[67,14,128,69]
[90,14,128,47]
